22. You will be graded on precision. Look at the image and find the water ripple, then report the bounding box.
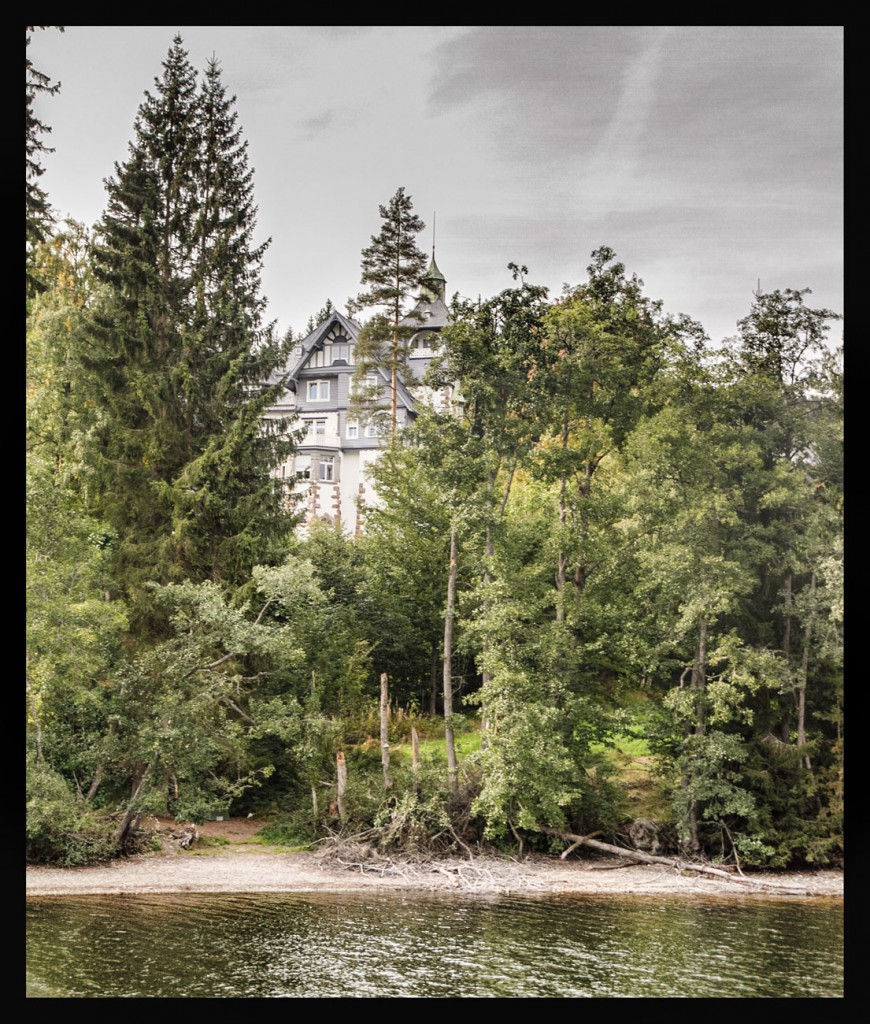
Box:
[26,892,843,998]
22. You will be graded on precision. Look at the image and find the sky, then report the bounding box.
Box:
[28,26,843,345]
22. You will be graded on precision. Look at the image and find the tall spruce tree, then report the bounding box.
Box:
[26,26,63,298]
[87,37,295,635]
[350,187,427,437]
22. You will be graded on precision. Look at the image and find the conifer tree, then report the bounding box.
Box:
[350,187,427,437]
[174,56,295,587]
[26,26,63,298]
[87,37,295,634]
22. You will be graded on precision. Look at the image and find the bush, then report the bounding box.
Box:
[26,752,117,866]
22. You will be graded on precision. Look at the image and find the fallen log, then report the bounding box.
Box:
[540,827,828,895]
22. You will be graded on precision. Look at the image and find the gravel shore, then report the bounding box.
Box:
[26,845,844,899]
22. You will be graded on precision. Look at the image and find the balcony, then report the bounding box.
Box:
[297,432,341,450]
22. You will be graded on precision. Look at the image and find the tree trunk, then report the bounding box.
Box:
[443,524,459,796]
[555,393,571,622]
[781,571,793,742]
[573,462,594,593]
[390,325,398,437]
[379,672,392,790]
[481,469,497,693]
[539,827,823,894]
[798,571,816,771]
[114,763,149,848]
[555,476,568,622]
[336,751,347,823]
[85,720,118,803]
[687,617,708,854]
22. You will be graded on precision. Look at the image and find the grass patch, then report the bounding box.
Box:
[254,820,316,851]
[197,835,229,847]
[589,732,672,821]
[590,731,653,759]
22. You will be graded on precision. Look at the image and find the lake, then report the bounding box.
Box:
[26,891,843,998]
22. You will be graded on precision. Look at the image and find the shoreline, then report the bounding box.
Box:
[26,847,844,900]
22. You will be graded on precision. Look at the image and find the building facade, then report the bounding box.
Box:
[266,254,457,534]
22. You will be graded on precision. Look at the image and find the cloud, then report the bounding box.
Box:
[299,108,339,138]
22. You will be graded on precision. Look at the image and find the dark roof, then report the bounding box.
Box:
[403,296,450,331]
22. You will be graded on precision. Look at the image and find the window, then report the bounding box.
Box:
[346,422,359,439]
[318,457,335,482]
[365,421,382,438]
[308,419,326,436]
[330,343,351,364]
[351,372,380,398]
[307,380,329,401]
[409,335,433,356]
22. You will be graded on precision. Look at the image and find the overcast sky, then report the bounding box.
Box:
[29,26,843,345]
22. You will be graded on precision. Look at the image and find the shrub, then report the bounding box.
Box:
[26,752,117,865]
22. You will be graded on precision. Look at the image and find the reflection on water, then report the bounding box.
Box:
[26,891,843,998]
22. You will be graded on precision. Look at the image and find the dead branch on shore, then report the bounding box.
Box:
[312,838,557,893]
[539,827,830,896]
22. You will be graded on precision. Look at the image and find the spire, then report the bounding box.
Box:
[420,240,446,303]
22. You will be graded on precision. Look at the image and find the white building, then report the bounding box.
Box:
[266,254,457,534]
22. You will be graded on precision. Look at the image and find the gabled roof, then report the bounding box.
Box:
[280,309,362,389]
[270,252,450,417]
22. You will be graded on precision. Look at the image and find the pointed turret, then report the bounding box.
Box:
[419,249,447,303]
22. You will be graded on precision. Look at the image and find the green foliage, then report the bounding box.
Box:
[26,753,116,866]
[470,662,619,840]
[256,818,317,849]
[84,37,297,633]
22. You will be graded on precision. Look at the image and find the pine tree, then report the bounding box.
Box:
[87,37,295,635]
[26,26,63,298]
[350,187,427,437]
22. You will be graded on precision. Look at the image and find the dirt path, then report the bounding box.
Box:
[25,817,844,899]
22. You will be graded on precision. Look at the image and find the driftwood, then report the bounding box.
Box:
[168,825,199,849]
[540,827,828,895]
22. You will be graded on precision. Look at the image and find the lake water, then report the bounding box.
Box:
[26,891,843,998]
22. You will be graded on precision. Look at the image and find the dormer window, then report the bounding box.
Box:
[307,380,330,401]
